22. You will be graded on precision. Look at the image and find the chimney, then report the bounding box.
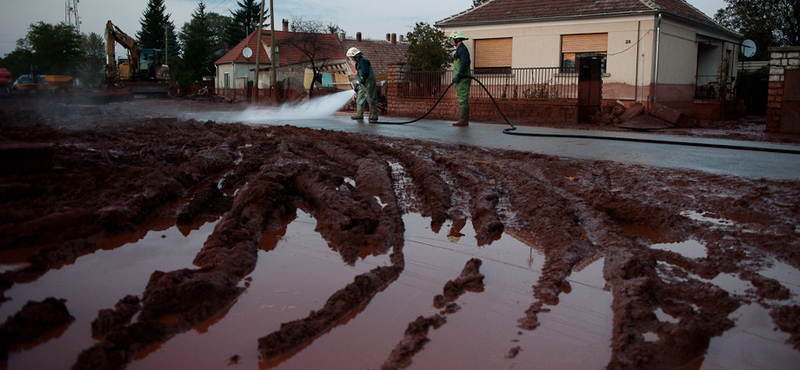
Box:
[391,33,397,45]
[399,35,404,43]
[386,33,391,42]
[356,32,361,42]
[282,19,289,32]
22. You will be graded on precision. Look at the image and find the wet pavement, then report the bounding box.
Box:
[181,112,800,181]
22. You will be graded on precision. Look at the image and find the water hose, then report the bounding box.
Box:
[369,76,800,154]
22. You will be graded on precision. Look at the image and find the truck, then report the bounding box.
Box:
[101,20,170,97]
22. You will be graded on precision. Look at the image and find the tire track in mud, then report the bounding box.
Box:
[1,117,799,369]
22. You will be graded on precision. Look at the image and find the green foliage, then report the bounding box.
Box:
[405,22,453,71]
[78,32,105,87]
[0,22,80,78]
[714,0,798,60]
[0,48,34,80]
[224,0,268,48]
[206,12,233,59]
[175,2,213,88]
[136,0,180,61]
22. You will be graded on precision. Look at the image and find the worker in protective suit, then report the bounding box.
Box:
[347,47,379,122]
[450,31,471,127]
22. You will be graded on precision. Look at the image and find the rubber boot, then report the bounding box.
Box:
[452,107,469,126]
[351,104,364,120]
[369,104,379,122]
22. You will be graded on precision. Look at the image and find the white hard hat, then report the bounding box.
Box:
[449,30,469,40]
[346,47,362,57]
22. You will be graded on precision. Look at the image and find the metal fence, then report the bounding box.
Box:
[695,74,737,101]
[399,67,579,100]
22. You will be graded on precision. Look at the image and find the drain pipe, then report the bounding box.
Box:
[653,13,662,104]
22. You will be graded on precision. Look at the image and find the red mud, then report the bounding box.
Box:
[0,96,799,369]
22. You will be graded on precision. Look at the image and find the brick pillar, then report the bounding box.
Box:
[387,63,404,115]
[766,46,800,131]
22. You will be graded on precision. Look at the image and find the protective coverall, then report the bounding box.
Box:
[354,56,378,122]
[452,42,471,126]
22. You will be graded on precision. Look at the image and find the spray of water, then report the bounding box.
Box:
[184,90,354,124]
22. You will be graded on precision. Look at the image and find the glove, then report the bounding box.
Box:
[452,74,461,84]
[353,81,360,90]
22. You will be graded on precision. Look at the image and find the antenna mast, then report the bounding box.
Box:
[65,0,81,32]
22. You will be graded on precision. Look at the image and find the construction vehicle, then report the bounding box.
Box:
[102,20,170,97]
[0,68,11,94]
[13,74,74,93]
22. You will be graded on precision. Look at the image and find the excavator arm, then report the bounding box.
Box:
[105,20,139,81]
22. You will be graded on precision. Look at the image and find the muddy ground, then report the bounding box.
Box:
[0,96,799,370]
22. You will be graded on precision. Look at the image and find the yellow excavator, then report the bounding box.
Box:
[102,20,169,97]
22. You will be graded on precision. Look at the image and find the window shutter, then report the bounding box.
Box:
[561,34,608,53]
[475,38,513,68]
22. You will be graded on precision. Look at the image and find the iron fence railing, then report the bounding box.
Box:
[695,74,737,101]
[399,67,578,100]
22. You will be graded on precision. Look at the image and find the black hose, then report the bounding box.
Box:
[371,76,800,155]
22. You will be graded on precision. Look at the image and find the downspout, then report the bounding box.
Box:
[653,13,662,104]
[634,21,640,102]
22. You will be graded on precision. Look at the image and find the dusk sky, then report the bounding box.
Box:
[1,0,727,59]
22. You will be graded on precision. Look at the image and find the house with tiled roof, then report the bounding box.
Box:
[436,0,743,116]
[340,33,409,84]
[214,21,349,101]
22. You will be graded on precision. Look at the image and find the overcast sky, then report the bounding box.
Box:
[1,0,726,59]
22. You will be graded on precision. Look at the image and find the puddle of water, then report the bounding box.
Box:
[700,303,800,369]
[650,239,707,259]
[680,211,735,227]
[759,258,800,303]
[126,210,390,370]
[0,217,218,370]
[654,307,680,324]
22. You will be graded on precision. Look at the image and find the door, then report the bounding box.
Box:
[578,53,604,123]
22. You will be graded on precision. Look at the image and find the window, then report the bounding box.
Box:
[224,72,230,88]
[561,33,608,74]
[474,38,512,74]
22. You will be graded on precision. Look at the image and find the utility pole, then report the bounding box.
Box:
[270,0,276,103]
[253,0,266,104]
[164,26,169,65]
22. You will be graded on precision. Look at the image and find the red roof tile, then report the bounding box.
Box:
[216,29,345,66]
[437,0,719,29]
[340,39,409,77]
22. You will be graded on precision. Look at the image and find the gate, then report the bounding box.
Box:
[780,69,800,133]
[577,53,604,123]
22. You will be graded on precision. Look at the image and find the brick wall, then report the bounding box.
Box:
[386,64,577,123]
[766,46,800,131]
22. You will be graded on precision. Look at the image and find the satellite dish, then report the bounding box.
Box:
[741,39,756,58]
[242,47,253,58]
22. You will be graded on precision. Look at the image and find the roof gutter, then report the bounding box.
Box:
[437,10,742,41]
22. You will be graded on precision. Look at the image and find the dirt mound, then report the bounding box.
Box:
[0,98,799,369]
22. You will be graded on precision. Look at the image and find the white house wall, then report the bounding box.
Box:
[442,14,741,106]
[443,16,658,101]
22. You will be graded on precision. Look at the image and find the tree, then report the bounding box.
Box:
[137,0,180,62]
[714,0,798,60]
[473,0,488,5]
[405,22,453,71]
[77,32,105,87]
[224,0,268,48]
[206,12,232,59]
[176,1,213,87]
[23,22,82,76]
[0,48,34,80]
[283,16,337,98]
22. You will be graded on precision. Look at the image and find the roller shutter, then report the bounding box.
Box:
[561,34,608,53]
[475,38,513,68]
